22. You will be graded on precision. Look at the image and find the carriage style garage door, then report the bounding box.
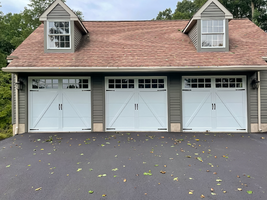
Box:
[28,77,91,132]
[182,76,247,132]
[105,77,168,131]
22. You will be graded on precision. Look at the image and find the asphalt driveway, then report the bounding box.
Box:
[0,132,267,200]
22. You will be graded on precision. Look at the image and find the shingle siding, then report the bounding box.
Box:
[201,2,225,18]
[47,4,70,20]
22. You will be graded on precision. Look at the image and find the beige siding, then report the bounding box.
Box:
[188,23,198,49]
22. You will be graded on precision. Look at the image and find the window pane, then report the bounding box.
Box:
[116,79,121,83]
[109,79,114,83]
[83,84,88,89]
[158,79,164,83]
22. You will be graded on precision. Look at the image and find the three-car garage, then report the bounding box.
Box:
[27,75,248,133]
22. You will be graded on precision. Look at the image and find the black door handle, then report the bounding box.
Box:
[61,104,62,110]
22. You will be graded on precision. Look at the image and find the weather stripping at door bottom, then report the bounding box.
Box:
[82,128,91,130]
[107,128,116,130]
[30,129,39,131]
[183,128,192,130]
[236,89,245,91]
[236,129,246,131]
[157,89,166,91]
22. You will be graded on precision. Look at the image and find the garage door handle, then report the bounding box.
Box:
[212,103,213,110]
[59,104,60,110]
[137,104,138,110]
[61,104,62,110]
[214,104,216,110]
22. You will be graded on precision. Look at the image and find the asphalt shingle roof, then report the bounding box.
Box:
[6,19,267,68]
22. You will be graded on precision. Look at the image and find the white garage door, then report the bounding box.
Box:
[182,76,247,132]
[28,77,91,132]
[105,77,168,131]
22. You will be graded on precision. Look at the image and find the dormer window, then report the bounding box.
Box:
[48,21,70,49]
[201,20,225,48]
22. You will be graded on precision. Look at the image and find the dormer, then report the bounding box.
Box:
[183,0,233,52]
[39,0,88,53]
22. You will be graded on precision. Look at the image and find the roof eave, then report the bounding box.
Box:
[2,66,267,73]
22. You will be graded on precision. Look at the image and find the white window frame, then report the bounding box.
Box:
[47,21,71,49]
[201,20,225,48]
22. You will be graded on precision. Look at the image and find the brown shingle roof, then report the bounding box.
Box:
[6,19,267,68]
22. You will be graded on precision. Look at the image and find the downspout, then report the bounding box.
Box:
[15,74,19,135]
[258,71,262,132]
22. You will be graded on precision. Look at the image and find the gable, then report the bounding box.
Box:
[48,4,70,20]
[201,2,225,18]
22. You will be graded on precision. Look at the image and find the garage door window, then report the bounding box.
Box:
[63,79,90,89]
[215,78,243,88]
[184,78,211,88]
[108,79,135,89]
[138,79,165,89]
[32,79,59,89]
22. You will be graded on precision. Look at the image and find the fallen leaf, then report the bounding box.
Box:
[237,175,240,178]
[35,187,42,191]
[6,165,10,168]
[237,188,242,191]
[160,170,166,174]
[223,191,227,193]
[186,155,191,158]
[216,179,222,182]
[247,190,253,194]
[189,190,194,195]
[195,139,200,141]
[211,193,216,196]
[77,168,82,172]
[88,190,94,194]
[112,168,118,171]
[80,153,84,155]
[213,172,217,175]
[201,194,205,198]
[123,179,127,182]
[173,177,178,181]
[211,188,214,192]
[261,137,265,139]
[102,194,107,197]
[154,164,159,167]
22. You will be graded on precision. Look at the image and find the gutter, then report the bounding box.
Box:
[258,71,262,132]
[15,74,19,135]
[2,65,267,73]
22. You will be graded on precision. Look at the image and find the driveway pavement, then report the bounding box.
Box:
[0,132,267,200]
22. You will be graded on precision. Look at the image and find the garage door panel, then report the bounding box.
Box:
[106,91,135,129]
[62,91,91,130]
[182,76,247,132]
[30,91,60,130]
[105,77,167,131]
[29,77,91,132]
